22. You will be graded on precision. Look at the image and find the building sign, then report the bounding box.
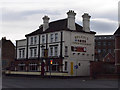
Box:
[71,46,86,52]
[72,35,91,45]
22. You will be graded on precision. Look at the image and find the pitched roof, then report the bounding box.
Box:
[114,26,120,36]
[25,18,96,37]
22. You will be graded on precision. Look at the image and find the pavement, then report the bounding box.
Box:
[2,75,120,89]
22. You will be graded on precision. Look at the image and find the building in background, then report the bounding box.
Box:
[11,10,96,76]
[0,37,15,70]
[95,35,115,62]
[114,26,120,74]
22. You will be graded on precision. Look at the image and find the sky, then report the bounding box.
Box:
[0,0,120,44]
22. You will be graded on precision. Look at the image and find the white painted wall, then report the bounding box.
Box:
[63,30,95,76]
[17,39,27,59]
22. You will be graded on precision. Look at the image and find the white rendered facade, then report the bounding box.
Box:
[15,10,95,76]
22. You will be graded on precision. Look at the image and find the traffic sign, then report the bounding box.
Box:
[74,65,78,69]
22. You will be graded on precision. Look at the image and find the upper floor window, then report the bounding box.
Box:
[34,36,37,44]
[50,47,53,56]
[22,49,25,58]
[30,49,33,57]
[108,49,111,53]
[108,42,111,46]
[50,34,54,43]
[99,37,101,39]
[30,37,33,45]
[103,42,106,46]
[54,46,58,56]
[34,48,37,57]
[19,50,22,58]
[41,48,44,57]
[42,35,45,44]
[98,49,101,53]
[65,46,68,56]
[19,49,25,58]
[55,33,58,42]
[98,42,101,45]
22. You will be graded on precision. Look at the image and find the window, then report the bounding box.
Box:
[50,47,53,56]
[34,48,37,57]
[30,49,33,57]
[103,49,106,53]
[98,42,101,45]
[30,37,33,45]
[108,42,111,46]
[98,49,101,53]
[42,35,45,43]
[50,34,54,42]
[22,49,25,58]
[55,33,58,42]
[64,61,67,71]
[104,37,106,39]
[34,36,37,44]
[54,47,58,56]
[41,48,44,57]
[103,42,106,46]
[108,49,111,53]
[29,63,37,71]
[65,46,68,56]
[18,63,25,71]
[19,49,25,58]
[19,50,22,58]
[99,37,101,39]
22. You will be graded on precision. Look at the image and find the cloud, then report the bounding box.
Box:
[91,18,118,34]
[2,8,62,22]
[0,0,119,43]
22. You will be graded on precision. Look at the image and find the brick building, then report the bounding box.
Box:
[95,35,115,62]
[114,26,120,73]
[0,37,15,70]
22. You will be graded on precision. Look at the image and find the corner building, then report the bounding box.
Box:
[14,10,96,76]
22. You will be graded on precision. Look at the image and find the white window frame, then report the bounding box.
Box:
[41,48,44,57]
[42,35,45,44]
[50,34,54,43]
[54,46,58,56]
[50,47,53,56]
[34,36,37,44]
[65,46,68,56]
[55,33,58,42]
[30,37,33,45]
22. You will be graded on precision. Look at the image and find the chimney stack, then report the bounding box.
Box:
[82,13,91,32]
[42,15,50,31]
[67,10,76,30]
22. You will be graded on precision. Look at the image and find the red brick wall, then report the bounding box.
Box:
[90,61,115,78]
[2,39,15,69]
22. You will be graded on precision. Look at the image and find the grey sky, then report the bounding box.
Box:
[0,0,119,43]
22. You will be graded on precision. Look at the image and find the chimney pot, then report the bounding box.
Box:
[67,10,76,30]
[82,13,91,32]
[42,15,50,31]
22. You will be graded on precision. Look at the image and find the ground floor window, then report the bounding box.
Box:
[29,63,38,71]
[50,62,59,72]
[18,63,25,71]
[64,61,67,71]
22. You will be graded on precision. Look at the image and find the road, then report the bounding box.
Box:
[2,75,120,89]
